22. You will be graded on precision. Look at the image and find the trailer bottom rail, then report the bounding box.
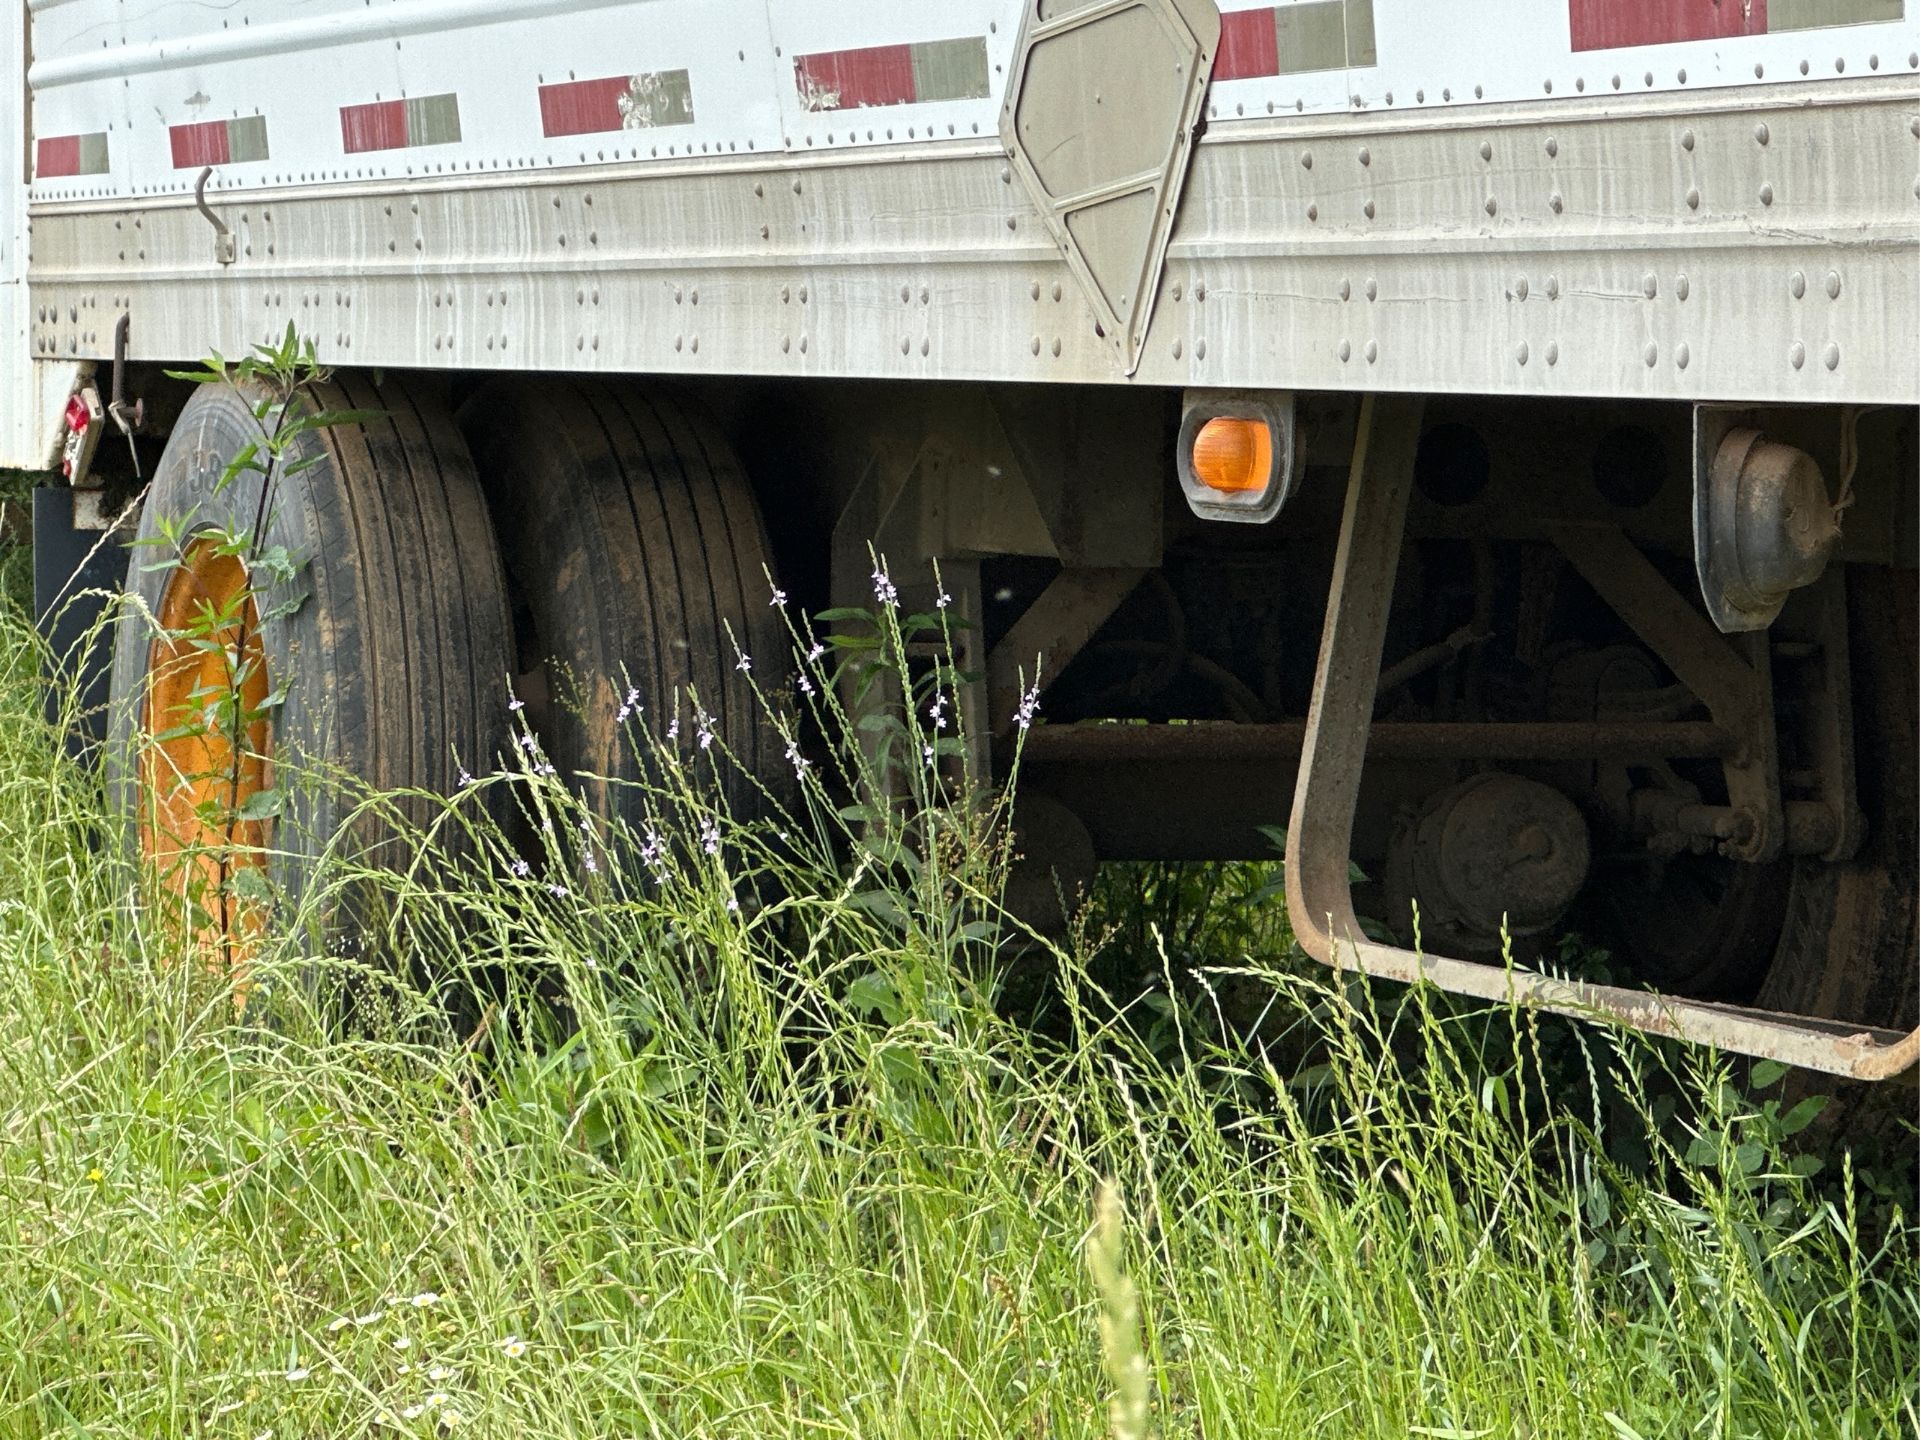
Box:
[1282,392,1920,1083]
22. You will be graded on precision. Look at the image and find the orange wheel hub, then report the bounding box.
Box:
[141,538,274,983]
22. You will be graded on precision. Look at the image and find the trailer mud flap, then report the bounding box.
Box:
[1282,395,1920,1083]
[1000,0,1221,375]
[34,487,130,758]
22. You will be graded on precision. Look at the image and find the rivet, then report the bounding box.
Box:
[1680,129,1694,151]
[1546,137,1558,158]
[1515,276,1529,300]
[781,336,790,353]
[690,337,698,354]
[900,337,911,355]
[920,339,930,357]
[1195,281,1207,301]
[1825,271,1841,299]
[1365,340,1378,364]
[1675,275,1689,300]
[1686,186,1701,210]
[1753,123,1769,146]
[1675,343,1690,370]
[1549,192,1563,214]
[1546,342,1559,366]
[1515,341,1529,365]
[920,287,930,304]
[1824,343,1840,370]
[1005,215,1017,231]
[1301,151,1313,170]
[1051,337,1061,357]
[1642,273,1658,299]
[1339,278,1352,300]
[1363,199,1376,219]
[1759,182,1774,206]
[1338,339,1351,361]
[1546,275,1560,300]
[1479,140,1492,161]
[902,285,912,303]
[1485,196,1498,216]
[1789,270,1806,299]
[1307,203,1318,221]
[1171,338,1183,359]
[1050,282,1062,302]
[1643,342,1657,368]
[1365,279,1377,301]
[674,335,682,351]
[1195,337,1207,360]
[1789,341,1806,370]
[1030,336,1040,355]
[1358,147,1371,166]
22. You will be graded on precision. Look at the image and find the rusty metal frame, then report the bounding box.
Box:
[1281,393,1920,1082]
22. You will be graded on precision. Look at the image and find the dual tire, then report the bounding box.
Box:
[109,374,782,967]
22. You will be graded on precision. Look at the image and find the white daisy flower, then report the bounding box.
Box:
[410,1292,440,1308]
[500,1335,528,1359]
[284,1367,310,1383]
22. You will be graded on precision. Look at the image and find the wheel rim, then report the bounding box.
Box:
[141,538,274,979]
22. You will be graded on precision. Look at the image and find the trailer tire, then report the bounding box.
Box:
[1757,565,1918,1071]
[107,374,515,975]
[458,379,789,832]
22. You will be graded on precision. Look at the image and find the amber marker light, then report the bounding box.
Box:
[1190,416,1273,493]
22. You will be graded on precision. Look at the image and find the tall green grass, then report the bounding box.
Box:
[0,591,1915,1440]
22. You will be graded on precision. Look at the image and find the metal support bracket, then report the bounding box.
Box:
[1546,521,1783,863]
[1282,394,1919,1082]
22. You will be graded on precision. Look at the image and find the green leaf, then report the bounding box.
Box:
[1779,1094,1830,1136]
[843,971,898,1021]
[1749,1059,1789,1091]
[234,789,285,823]
[813,607,874,624]
[228,867,275,903]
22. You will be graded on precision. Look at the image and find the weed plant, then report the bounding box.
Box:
[0,556,1915,1439]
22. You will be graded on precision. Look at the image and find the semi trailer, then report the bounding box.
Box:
[3,0,1917,1079]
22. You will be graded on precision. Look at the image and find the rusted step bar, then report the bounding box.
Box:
[1023,719,1733,764]
[1281,393,1919,1083]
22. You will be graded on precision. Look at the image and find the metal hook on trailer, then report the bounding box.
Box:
[193,166,237,267]
[1280,393,1920,1083]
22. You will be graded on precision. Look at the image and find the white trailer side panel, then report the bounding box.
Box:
[15,0,1920,406]
[3,6,78,471]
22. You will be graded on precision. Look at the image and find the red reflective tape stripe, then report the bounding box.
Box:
[1216,7,1281,79]
[170,119,231,168]
[1569,0,1765,51]
[35,136,82,178]
[539,76,631,137]
[341,99,410,153]
[794,43,916,110]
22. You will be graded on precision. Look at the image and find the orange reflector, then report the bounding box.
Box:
[1190,416,1273,494]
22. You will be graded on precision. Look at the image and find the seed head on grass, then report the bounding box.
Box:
[1088,1180,1151,1440]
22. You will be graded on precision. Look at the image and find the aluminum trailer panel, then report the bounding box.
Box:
[15,0,1920,406]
